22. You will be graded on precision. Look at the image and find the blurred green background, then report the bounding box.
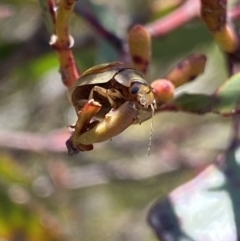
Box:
[0,0,239,240]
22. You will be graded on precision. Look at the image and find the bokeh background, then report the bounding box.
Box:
[0,0,239,240]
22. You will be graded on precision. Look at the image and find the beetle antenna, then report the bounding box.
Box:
[147,104,155,156]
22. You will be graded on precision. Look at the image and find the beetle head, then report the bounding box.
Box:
[129,82,156,110]
[129,81,156,156]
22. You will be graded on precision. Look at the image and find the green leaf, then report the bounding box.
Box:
[214,72,240,115]
[168,73,240,116]
[173,93,213,113]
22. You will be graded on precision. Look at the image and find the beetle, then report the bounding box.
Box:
[70,61,156,123]
[67,61,156,154]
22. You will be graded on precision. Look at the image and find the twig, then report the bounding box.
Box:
[0,129,69,153]
[4,1,240,82]
[229,4,240,19]
[145,0,200,37]
[145,0,240,38]
[48,0,80,88]
[74,4,123,51]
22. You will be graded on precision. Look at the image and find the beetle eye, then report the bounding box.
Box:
[130,86,140,94]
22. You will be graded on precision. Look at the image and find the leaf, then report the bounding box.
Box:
[165,54,207,88]
[162,73,240,116]
[148,139,240,241]
[173,93,213,113]
[128,25,151,74]
[214,72,240,115]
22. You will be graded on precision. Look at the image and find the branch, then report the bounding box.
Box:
[0,129,69,153]
[47,0,80,88]
[74,3,123,51]
[145,0,200,37]
[145,0,240,38]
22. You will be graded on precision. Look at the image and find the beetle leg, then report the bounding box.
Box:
[89,86,123,108]
[73,101,139,146]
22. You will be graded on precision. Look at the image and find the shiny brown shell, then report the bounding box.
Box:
[70,62,152,120]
